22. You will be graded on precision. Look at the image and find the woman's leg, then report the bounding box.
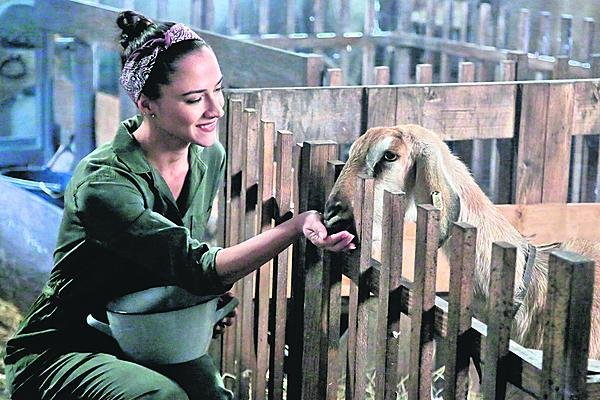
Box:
[16,352,189,400]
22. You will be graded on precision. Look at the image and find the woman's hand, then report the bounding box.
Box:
[212,292,237,338]
[299,211,356,252]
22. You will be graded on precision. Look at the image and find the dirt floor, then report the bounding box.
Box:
[0,298,23,400]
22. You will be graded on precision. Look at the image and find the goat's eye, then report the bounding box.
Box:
[383,151,398,162]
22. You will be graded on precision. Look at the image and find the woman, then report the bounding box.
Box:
[4,11,355,400]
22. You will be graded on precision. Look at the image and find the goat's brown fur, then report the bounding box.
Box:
[325,124,600,358]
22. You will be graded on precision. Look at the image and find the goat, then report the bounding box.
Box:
[324,124,600,357]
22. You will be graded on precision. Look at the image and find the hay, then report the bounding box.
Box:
[0,297,23,399]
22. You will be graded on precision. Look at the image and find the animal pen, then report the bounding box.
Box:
[215,78,600,400]
[1,1,600,400]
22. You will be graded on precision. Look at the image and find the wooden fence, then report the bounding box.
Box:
[214,79,600,399]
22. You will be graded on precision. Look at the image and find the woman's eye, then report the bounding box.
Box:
[187,96,204,104]
[215,87,222,92]
[383,151,398,162]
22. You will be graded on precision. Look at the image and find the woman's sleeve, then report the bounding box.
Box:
[73,169,231,295]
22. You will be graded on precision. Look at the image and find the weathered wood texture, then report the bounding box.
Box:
[218,79,599,400]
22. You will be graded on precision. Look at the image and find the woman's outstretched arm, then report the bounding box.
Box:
[215,210,355,285]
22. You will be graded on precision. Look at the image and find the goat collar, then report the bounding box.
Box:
[512,244,537,316]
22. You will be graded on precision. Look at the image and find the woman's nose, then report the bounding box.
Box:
[205,93,224,119]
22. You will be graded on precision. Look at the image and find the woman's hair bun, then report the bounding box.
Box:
[117,11,154,50]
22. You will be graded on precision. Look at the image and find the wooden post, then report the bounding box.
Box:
[253,119,273,400]
[558,14,573,57]
[516,8,530,53]
[354,175,375,400]
[444,222,477,400]
[223,99,245,394]
[506,51,529,81]
[258,0,269,34]
[476,2,493,81]
[325,160,345,400]
[489,60,515,203]
[338,0,351,82]
[362,0,377,85]
[416,64,433,84]
[543,83,574,203]
[536,11,552,57]
[423,0,435,64]
[375,190,406,400]
[439,0,452,82]
[228,0,241,35]
[295,141,338,400]
[374,66,390,85]
[481,242,517,400]
[236,108,253,400]
[268,130,294,400]
[286,0,295,33]
[552,55,569,79]
[326,68,344,86]
[408,205,440,400]
[592,54,600,78]
[514,84,547,204]
[580,17,595,62]
[542,250,595,400]
[458,61,475,82]
[392,0,414,83]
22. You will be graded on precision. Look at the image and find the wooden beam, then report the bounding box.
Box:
[36,0,324,88]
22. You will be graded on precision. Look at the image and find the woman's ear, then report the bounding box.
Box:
[413,143,460,245]
[136,95,154,117]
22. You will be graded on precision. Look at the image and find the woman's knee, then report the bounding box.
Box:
[137,382,190,400]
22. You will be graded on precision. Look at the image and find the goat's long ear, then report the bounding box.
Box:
[413,145,460,245]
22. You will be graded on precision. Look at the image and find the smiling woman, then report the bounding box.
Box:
[3,10,355,400]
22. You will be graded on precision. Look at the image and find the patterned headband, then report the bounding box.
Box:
[119,23,202,101]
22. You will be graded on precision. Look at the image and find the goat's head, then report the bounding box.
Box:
[324,124,461,245]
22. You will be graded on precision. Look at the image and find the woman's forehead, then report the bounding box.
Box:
[168,48,222,89]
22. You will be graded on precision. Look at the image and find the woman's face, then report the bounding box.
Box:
[149,47,225,148]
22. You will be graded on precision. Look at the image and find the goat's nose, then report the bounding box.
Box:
[324,197,351,231]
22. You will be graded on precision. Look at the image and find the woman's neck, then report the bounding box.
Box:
[134,119,189,173]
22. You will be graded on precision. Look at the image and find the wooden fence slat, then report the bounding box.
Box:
[326,68,344,86]
[237,108,254,400]
[257,0,269,34]
[439,0,452,82]
[580,17,595,62]
[552,55,571,79]
[458,61,475,82]
[268,130,294,400]
[296,141,338,400]
[408,204,440,400]
[506,51,529,80]
[515,83,548,204]
[416,63,433,84]
[444,222,477,400]
[516,8,530,53]
[375,66,390,85]
[423,0,435,64]
[481,242,517,400]
[325,160,345,400]
[375,190,406,400]
[254,119,274,400]
[537,11,552,56]
[542,251,595,400]
[354,175,375,400]
[542,83,574,203]
[228,0,241,35]
[558,14,573,57]
[223,99,245,393]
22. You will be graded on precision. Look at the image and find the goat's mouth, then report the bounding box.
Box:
[324,215,356,236]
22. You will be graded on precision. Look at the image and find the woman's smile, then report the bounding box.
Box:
[196,119,218,133]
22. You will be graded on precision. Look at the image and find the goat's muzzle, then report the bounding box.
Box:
[324,196,356,236]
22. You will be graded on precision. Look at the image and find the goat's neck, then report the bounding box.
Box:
[439,154,530,305]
